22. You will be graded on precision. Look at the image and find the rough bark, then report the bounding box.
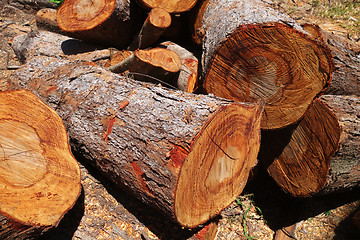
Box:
[7,0,57,11]
[0,90,81,239]
[192,0,334,130]
[11,30,110,66]
[302,24,360,96]
[10,56,263,228]
[136,0,198,13]
[129,7,172,50]
[35,8,64,35]
[259,95,359,197]
[160,41,199,93]
[57,0,138,49]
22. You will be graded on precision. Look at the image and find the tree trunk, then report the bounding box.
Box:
[129,7,172,50]
[11,56,264,228]
[135,0,198,13]
[0,90,81,239]
[302,24,360,96]
[259,95,359,197]
[192,0,334,130]
[11,30,110,66]
[56,0,139,49]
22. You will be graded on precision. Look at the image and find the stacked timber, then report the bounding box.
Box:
[10,56,264,228]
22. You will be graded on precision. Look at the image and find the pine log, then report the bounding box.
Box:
[192,0,334,129]
[11,30,110,66]
[0,89,81,239]
[302,24,360,96]
[108,47,182,87]
[11,56,264,228]
[56,0,137,49]
[129,7,172,50]
[259,95,360,197]
[136,0,198,13]
[160,41,199,93]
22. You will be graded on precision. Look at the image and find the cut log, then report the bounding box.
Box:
[302,24,360,96]
[108,47,182,87]
[0,89,81,239]
[259,95,360,197]
[129,7,172,50]
[35,8,63,35]
[56,0,137,49]
[192,0,334,129]
[136,0,198,13]
[11,30,110,66]
[11,56,264,228]
[160,41,199,93]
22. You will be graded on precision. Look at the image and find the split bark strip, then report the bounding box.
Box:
[57,0,137,49]
[259,95,360,197]
[11,30,110,66]
[160,41,199,93]
[0,90,81,239]
[129,7,171,50]
[192,0,334,130]
[11,56,264,228]
[108,47,182,87]
[302,24,360,96]
[136,0,198,13]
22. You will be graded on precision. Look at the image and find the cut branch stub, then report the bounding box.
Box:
[136,0,198,13]
[194,0,334,130]
[129,7,172,50]
[0,90,81,239]
[57,0,135,49]
[11,56,263,228]
[259,95,360,197]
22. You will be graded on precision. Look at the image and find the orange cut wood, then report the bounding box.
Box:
[0,90,81,239]
[136,0,198,13]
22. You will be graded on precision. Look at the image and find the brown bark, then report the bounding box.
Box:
[259,95,360,197]
[35,8,63,35]
[11,30,110,66]
[136,0,198,13]
[129,7,172,50]
[108,47,182,87]
[11,56,264,228]
[302,24,360,96]
[160,41,199,93]
[57,0,138,49]
[0,90,81,239]
[192,0,334,130]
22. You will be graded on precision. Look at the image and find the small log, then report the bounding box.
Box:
[136,0,198,13]
[108,47,182,87]
[302,24,360,96]
[192,0,334,129]
[0,89,81,239]
[259,95,360,197]
[160,41,199,92]
[57,0,137,49]
[11,56,264,228]
[11,30,110,66]
[129,7,172,50]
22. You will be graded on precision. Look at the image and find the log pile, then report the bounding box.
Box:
[2,0,359,238]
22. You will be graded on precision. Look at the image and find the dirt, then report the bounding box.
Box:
[0,0,359,239]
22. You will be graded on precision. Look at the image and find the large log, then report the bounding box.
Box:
[57,0,139,49]
[0,90,81,239]
[259,95,360,197]
[10,56,264,228]
[302,24,360,96]
[192,0,334,129]
[11,30,110,65]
